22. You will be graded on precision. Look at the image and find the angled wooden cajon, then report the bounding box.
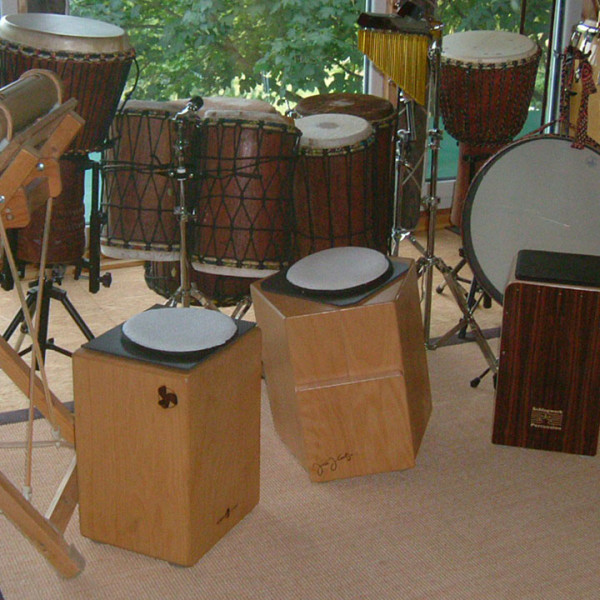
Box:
[251,258,431,482]
[73,321,261,566]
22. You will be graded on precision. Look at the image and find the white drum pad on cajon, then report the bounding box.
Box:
[286,246,390,292]
[122,308,237,354]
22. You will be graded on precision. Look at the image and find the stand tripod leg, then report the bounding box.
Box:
[3,287,37,342]
[431,259,498,375]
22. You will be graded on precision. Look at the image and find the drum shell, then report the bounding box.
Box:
[189,118,300,271]
[101,103,190,259]
[0,25,134,154]
[292,137,377,260]
[144,260,253,307]
[16,157,85,264]
[439,47,540,146]
[294,93,396,253]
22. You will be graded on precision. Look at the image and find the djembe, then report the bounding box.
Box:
[439,30,540,227]
[293,93,396,253]
[0,12,134,265]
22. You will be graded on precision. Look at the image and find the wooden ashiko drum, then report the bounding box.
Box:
[440,30,540,227]
[294,93,396,253]
[0,13,134,264]
[292,113,376,260]
[187,108,301,304]
[123,97,285,307]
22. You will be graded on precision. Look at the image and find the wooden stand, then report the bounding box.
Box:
[0,72,85,577]
[251,258,431,482]
[73,324,261,566]
[493,257,600,456]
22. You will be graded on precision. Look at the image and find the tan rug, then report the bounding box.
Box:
[0,341,599,600]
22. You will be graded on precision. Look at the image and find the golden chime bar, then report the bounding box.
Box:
[357,13,440,106]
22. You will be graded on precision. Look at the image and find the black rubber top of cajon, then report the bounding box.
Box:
[515,249,600,289]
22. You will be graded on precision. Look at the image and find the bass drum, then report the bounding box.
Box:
[462,135,600,305]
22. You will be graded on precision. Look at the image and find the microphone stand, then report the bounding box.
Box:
[169,97,216,309]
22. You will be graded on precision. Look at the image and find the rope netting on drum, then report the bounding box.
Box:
[189,118,301,271]
[0,41,135,154]
[101,109,186,254]
[439,51,541,147]
[292,137,378,260]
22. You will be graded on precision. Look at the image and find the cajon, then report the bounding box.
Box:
[73,319,261,566]
[251,257,431,482]
[493,250,600,455]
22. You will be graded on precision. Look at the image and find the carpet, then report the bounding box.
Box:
[0,342,599,600]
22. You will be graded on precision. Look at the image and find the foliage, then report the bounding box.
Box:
[70,0,552,108]
[70,0,365,107]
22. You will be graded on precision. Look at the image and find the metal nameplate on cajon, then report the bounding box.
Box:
[251,247,432,482]
[492,250,600,456]
[72,307,261,566]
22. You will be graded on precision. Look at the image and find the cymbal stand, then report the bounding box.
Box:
[167,97,217,310]
[390,32,498,377]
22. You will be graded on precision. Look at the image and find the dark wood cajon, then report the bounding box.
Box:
[493,251,600,456]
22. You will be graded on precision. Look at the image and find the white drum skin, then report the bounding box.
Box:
[295,113,373,149]
[462,135,600,304]
[442,30,538,65]
[0,13,132,54]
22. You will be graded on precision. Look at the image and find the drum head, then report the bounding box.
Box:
[462,135,600,304]
[442,30,538,64]
[295,114,373,149]
[286,246,390,292]
[202,109,288,125]
[198,96,277,115]
[122,308,237,354]
[0,14,131,54]
[295,93,395,123]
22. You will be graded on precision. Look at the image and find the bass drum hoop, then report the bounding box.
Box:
[462,134,600,305]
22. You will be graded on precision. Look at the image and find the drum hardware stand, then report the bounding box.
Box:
[2,152,106,358]
[77,153,112,293]
[3,271,94,360]
[389,33,499,379]
[168,97,218,311]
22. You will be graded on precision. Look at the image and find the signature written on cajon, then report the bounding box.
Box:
[217,504,239,525]
[312,453,353,477]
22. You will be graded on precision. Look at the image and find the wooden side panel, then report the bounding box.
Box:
[251,284,308,466]
[298,376,415,482]
[394,264,432,453]
[188,328,261,562]
[493,281,600,455]
[287,302,402,386]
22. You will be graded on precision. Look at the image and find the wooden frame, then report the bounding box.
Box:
[0,73,85,577]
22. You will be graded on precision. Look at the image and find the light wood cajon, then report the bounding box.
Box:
[251,258,431,482]
[73,323,261,566]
